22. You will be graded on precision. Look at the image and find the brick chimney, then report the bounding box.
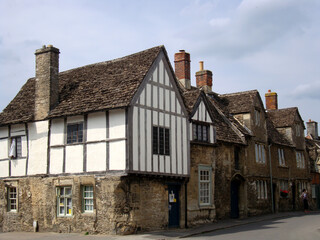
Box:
[307,119,318,139]
[196,61,212,93]
[265,89,278,110]
[174,50,191,89]
[34,45,60,120]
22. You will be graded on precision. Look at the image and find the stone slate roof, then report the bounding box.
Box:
[181,88,245,144]
[266,107,304,128]
[219,90,259,114]
[266,117,293,147]
[0,46,163,125]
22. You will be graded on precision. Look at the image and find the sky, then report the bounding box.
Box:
[1,0,320,128]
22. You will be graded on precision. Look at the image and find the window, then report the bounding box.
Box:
[57,186,72,216]
[256,180,268,199]
[312,185,317,199]
[9,137,22,159]
[280,180,289,198]
[296,124,301,137]
[7,187,17,212]
[298,182,307,195]
[192,123,209,142]
[255,143,266,163]
[254,109,260,126]
[67,123,83,144]
[153,126,170,155]
[199,166,211,206]
[278,148,286,166]
[82,186,94,213]
[296,151,305,168]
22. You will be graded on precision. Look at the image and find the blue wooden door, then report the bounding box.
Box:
[168,185,180,227]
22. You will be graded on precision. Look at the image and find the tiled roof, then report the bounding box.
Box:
[219,90,259,114]
[181,88,245,144]
[0,46,163,125]
[266,107,302,128]
[266,117,293,147]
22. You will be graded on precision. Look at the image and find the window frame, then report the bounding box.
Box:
[278,148,286,166]
[192,122,210,143]
[67,122,83,144]
[296,151,305,169]
[9,136,22,159]
[57,186,72,217]
[254,109,261,126]
[256,180,268,200]
[152,126,170,156]
[255,143,266,164]
[7,186,18,212]
[82,185,94,213]
[198,165,212,206]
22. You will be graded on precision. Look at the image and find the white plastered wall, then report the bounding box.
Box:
[87,112,106,142]
[65,145,83,173]
[28,121,49,175]
[87,142,106,172]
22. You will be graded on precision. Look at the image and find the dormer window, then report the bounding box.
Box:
[296,124,301,137]
[254,109,260,126]
[192,123,209,142]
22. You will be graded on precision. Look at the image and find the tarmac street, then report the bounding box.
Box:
[0,211,319,240]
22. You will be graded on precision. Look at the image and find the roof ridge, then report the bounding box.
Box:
[60,45,164,75]
[219,89,258,97]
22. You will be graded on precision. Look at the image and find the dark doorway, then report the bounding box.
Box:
[292,183,296,210]
[272,183,276,213]
[230,180,240,218]
[168,184,180,227]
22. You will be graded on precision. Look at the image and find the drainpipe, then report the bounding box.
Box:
[268,144,274,213]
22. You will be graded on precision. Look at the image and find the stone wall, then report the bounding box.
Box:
[0,174,185,234]
[187,143,215,225]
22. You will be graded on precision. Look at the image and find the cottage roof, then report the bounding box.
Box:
[266,107,305,129]
[181,88,246,144]
[266,117,293,147]
[0,46,163,125]
[219,90,259,114]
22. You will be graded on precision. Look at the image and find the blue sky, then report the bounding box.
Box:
[1,0,320,127]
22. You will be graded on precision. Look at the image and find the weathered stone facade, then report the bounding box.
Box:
[0,174,186,234]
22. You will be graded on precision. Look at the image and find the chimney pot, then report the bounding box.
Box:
[199,61,204,71]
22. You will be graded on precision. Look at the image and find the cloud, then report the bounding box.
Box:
[289,81,320,100]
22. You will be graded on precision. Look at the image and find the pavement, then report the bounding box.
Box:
[0,210,319,240]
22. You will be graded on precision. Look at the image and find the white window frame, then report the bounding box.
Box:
[82,185,94,213]
[57,186,72,217]
[255,143,266,164]
[256,180,268,200]
[278,148,286,166]
[7,187,17,212]
[198,165,212,206]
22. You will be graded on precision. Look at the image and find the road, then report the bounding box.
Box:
[185,213,320,240]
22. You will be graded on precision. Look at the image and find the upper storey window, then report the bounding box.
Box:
[255,143,266,164]
[296,124,301,137]
[296,151,305,169]
[67,123,83,144]
[254,109,260,126]
[153,126,170,156]
[192,123,209,142]
[9,137,22,159]
[278,148,286,166]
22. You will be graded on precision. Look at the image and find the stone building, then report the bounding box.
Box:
[0,45,191,234]
[0,45,318,234]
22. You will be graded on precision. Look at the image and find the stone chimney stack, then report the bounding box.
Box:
[196,61,212,93]
[174,50,191,89]
[34,45,60,120]
[265,89,278,110]
[307,119,318,139]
